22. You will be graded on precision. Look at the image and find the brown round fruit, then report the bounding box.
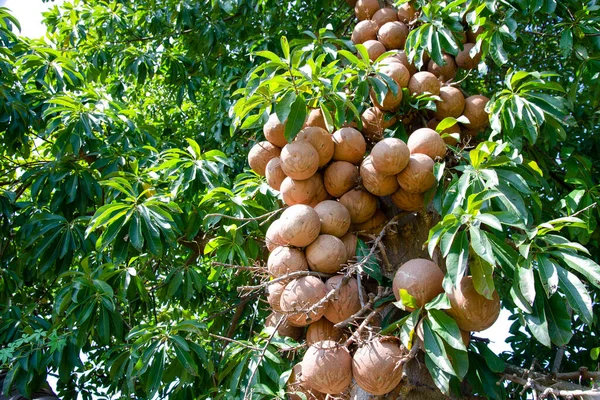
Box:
[248,141,281,177]
[280,142,320,180]
[324,276,362,323]
[314,200,352,237]
[303,108,328,130]
[280,175,318,206]
[379,62,410,88]
[467,25,484,43]
[280,276,328,326]
[352,209,387,234]
[305,234,347,274]
[339,188,378,224]
[278,205,321,248]
[361,107,397,139]
[360,156,399,196]
[332,127,367,165]
[434,86,465,120]
[306,318,343,346]
[407,128,446,160]
[308,173,328,207]
[266,219,286,251]
[370,137,410,176]
[446,276,501,332]
[391,50,417,75]
[397,2,416,22]
[427,118,460,146]
[378,21,409,51]
[427,54,457,82]
[301,340,353,394]
[391,188,425,211]
[373,8,398,28]
[396,153,436,193]
[456,43,482,70]
[408,71,441,96]
[462,95,490,131]
[355,0,380,20]
[288,363,327,400]
[392,259,444,310]
[363,40,387,62]
[267,281,287,312]
[264,113,288,147]
[370,83,403,112]
[340,232,358,262]
[324,161,359,197]
[265,156,287,191]
[268,246,309,278]
[296,127,334,167]
[352,20,378,44]
[265,312,304,340]
[352,337,404,395]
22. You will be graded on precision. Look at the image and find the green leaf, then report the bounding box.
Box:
[470,254,495,300]
[172,339,198,376]
[555,265,593,325]
[146,347,165,396]
[394,289,418,311]
[422,319,456,376]
[551,251,600,289]
[536,255,559,297]
[399,309,420,349]
[425,293,451,310]
[545,294,573,347]
[283,94,307,142]
[428,310,466,351]
[473,342,505,373]
[275,91,297,124]
[444,230,469,292]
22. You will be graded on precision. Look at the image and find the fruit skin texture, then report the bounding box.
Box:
[407,128,447,160]
[371,137,410,176]
[264,113,288,147]
[332,127,366,165]
[372,7,398,28]
[301,340,353,394]
[397,2,416,22]
[278,205,321,248]
[308,174,328,208]
[306,318,343,346]
[392,259,444,311]
[462,95,490,133]
[352,338,404,395]
[288,363,327,400]
[408,71,441,96]
[324,161,359,197]
[379,62,410,89]
[280,276,329,326]
[303,108,328,130]
[280,175,319,206]
[352,20,378,44]
[370,81,403,112]
[267,281,286,312]
[396,154,436,194]
[280,142,320,181]
[446,276,501,332]
[296,127,334,167]
[323,276,362,323]
[314,200,351,237]
[340,232,358,262]
[391,188,425,212]
[434,86,466,120]
[265,157,287,191]
[353,209,387,234]
[248,141,281,176]
[427,54,457,81]
[384,50,417,75]
[268,246,309,278]
[361,107,397,139]
[266,219,286,251]
[265,312,304,340]
[339,188,378,224]
[305,234,347,274]
[360,156,399,196]
[363,40,386,61]
[355,0,380,21]
[456,43,482,70]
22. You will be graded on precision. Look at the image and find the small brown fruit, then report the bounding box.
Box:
[407,128,446,160]
[391,188,425,211]
[352,20,378,44]
[378,21,409,51]
[397,2,416,22]
[408,71,441,96]
[268,246,309,278]
[301,340,353,394]
[462,95,490,131]
[372,8,398,28]
[396,153,436,193]
[352,338,404,395]
[281,142,320,180]
[456,43,482,70]
[279,205,321,248]
[324,161,359,197]
[303,108,328,130]
[248,141,281,176]
[370,137,410,176]
[314,200,352,237]
[332,128,367,165]
[306,318,343,346]
[280,175,319,206]
[360,156,399,196]
[296,127,334,167]
[446,276,501,332]
[363,40,387,62]
[267,281,287,312]
[264,113,288,147]
[392,259,444,310]
[353,209,387,234]
[340,233,358,262]
[434,86,465,120]
[265,312,304,340]
[361,107,397,139]
[265,156,287,191]
[280,276,328,326]
[355,0,380,20]
[339,188,378,224]
[266,219,286,251]
[306,235,347,274]
[427,54,457,82]
[288,363,327,400]
[324,276,362,323]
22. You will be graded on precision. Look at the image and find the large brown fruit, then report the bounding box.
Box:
[280,175,319,206]
[296,127,334,167]
[353,209,387,234]
[301,340,353,394]
[373,8,398,28]
[288,363,327,400]
[340,232,358,262]
[408,71,441,96]
[306,318,343,346]
[427,118,460,146]
[332,127,366,165]
[324,161,359,197]
[279,205,321,248]
[266,219,286,251]
[264,113,288,147]
[352,20,378,44]
[397,2,416,22]
[427,54,457,82]
[392,259,444,310]
[248,141,281,176]
[314,200,351,237]
[303,108,328,130]
[265,312,304,340]
[396,153,436,193]
[268,246,309,278]
[370,137,410,176]
[307,174,328,208]
[446,276,501,332]
[306,235,347,274]
[339,188,378,224]
[462,95,490,132]
[456,43,482,70]
[434,86,465,119]
[387,50,417,75]
[267,281,287,312]
[355,0,380,20]
[391,188,425,211]
[363,40,387,62]
[281,142,320,180]
[370,79,403,112]
[466,26,484,43]
[378,21,409,50]
[407,128,446,160]
[265,156,287,191]
[352,338,404,395]
[361,107,397,139]
[324,276,362,323]
[280,276,328,326]
[379,62,410,89]
[360,156,399,196]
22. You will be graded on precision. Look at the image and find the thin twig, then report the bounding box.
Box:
[208,333,262,351]
[205,208,283,222]
[502,373,600,398]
